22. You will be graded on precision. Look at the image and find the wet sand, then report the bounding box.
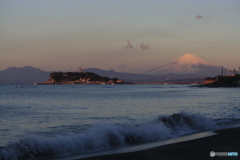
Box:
[73,127,240,160]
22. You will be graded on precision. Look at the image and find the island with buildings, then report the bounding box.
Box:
[34,71,127,85]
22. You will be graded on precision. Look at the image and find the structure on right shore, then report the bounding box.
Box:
[202,67,240,87]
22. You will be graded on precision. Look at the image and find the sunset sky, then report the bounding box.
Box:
[1,0,240,73]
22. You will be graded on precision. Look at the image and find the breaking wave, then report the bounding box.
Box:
[0,112,217,160]
[158,112,217,134]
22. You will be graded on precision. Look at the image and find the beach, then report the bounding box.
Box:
[76,127,240,160]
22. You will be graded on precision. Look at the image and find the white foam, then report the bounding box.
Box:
[0,112,218,160]
[58,131,217,160]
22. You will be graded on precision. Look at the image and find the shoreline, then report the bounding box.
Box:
[67,127,240,160]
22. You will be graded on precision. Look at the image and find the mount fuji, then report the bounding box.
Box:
[146,54,223,77]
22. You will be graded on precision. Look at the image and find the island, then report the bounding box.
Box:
[34,72,128,85]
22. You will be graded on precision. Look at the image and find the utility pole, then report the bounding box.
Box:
[221,66,224,76]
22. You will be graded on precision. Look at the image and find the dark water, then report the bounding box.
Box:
[0,84,239,160]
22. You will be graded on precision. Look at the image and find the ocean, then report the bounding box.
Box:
[0,84,240,160]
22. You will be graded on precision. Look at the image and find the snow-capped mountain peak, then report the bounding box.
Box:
[146,54,222,77]
[172,54,213,66]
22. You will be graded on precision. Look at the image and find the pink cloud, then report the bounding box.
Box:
[196,15,204,19]
[140,42,150,50]
[123,39,133,49]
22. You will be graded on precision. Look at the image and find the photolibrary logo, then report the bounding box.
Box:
[210,151,215,157]
[210,151,238,157]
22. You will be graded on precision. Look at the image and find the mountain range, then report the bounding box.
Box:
[0,54,224,84]
[82,68,203,83]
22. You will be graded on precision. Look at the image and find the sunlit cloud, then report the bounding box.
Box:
[123,39,150,50]
[196,15,205,19]
[140,42,150,50]
[123,39,133,49]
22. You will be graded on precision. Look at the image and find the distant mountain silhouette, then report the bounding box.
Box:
[82,68,157,82]
[83,68,203,83]
[146,54,224,77]
[0,66,204,84]
[0,66,50,84]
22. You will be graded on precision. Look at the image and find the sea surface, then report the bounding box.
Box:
[0,84,240,160]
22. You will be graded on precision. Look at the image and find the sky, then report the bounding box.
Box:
[1,0,240,73]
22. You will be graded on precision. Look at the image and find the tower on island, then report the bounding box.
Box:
[78,67,82,73]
